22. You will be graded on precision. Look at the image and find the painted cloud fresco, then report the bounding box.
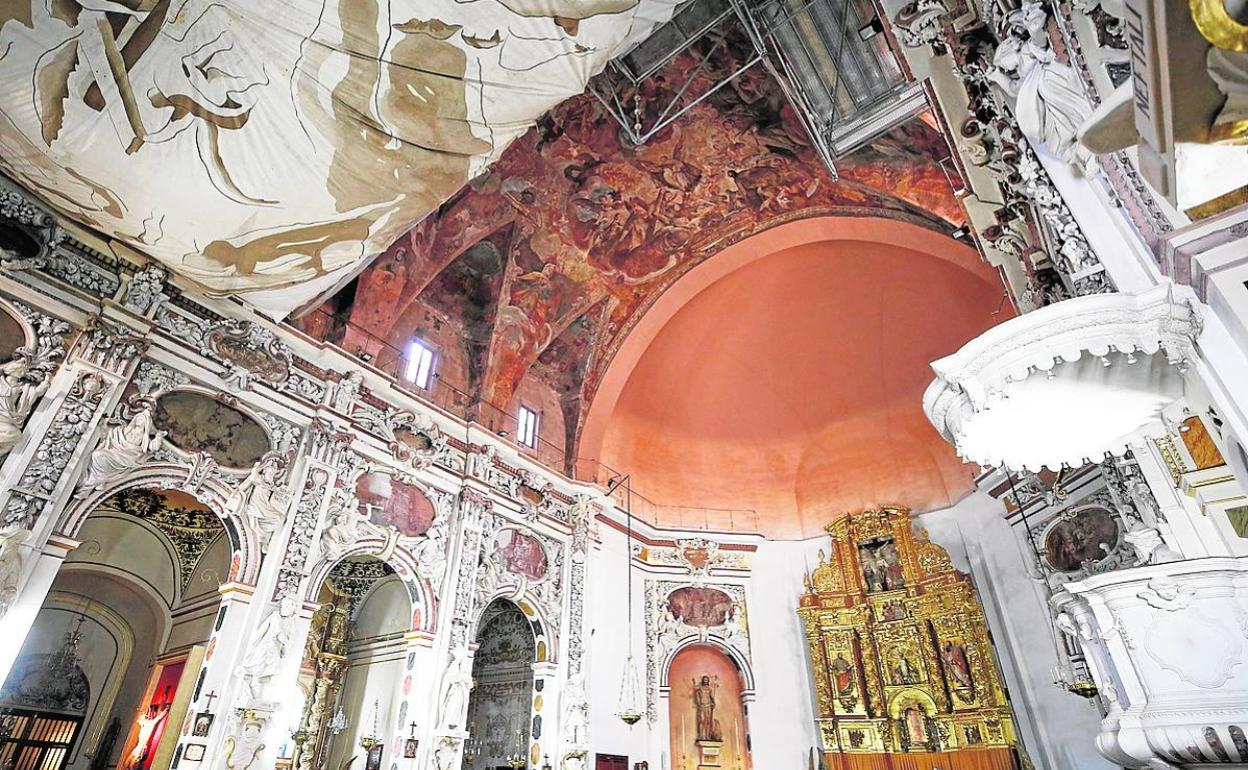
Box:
[0,0,680,314]
[310,29,965,457]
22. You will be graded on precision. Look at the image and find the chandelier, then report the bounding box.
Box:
[328,705,348,735]
[609,475,645,725]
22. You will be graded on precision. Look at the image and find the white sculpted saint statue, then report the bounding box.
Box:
[0,354,50,457]
[0,527,31,618]
[80,399,166,490]
[237,596,296,702]
[437,647,474,731]
[227,452,291,551]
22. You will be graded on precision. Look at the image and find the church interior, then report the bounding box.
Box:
[1,1,1248,770]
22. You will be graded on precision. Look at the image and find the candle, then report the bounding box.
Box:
[681,714,687,748]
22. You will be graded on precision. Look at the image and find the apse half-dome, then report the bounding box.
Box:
[587,219,1008,538]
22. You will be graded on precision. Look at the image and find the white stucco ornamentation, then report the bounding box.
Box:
[1052,559,1248,768]
[924,286,1203,471]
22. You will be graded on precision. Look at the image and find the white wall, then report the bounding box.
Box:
[917,492,1117,770]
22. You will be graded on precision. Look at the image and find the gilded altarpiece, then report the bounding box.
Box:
[800,507,1018,770]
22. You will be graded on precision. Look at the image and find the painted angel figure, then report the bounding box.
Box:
[226,452,292,551]
[0,354,50,457]
[80,398,166,490]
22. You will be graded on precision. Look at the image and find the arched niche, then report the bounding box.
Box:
[667,644,752,770]
[58,472,260,585]
[464,599,538,770]
[291,556,415,770]
[4,488,231,770]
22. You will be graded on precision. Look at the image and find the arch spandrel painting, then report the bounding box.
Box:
[0,307,23,363]
[354,471,436,537]
[800,506,1019,767]
[495,529,547,582]
[0,1,679,313]
[152,391,270,469]
[666,586,734,629]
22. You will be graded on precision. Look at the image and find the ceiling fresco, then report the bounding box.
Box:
[305,31,967,463]
[0,0,681,315]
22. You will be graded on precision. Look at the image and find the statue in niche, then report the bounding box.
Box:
[226,452,291,552]
[990,3,1093,167]
[830,652,857,709]
[0,352,51,457]
[436,647,474,731]
[562,670,589,748]
[941,640,973,690]
[893,655,920,685]
[80,398,166,490]
[903,705,928,745]
[0,527,31,618]
[236,595,297,703]
[692,675,722,742]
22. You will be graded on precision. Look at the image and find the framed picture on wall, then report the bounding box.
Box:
[184,744,206,762]
[403,739,418,758]
[192,712,214,737]
[365,743,383,770]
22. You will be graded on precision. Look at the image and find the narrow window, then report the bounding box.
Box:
[517,405,539,448]
[404,339,435,389]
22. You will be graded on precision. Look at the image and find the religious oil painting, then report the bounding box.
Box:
[365,743,383,770]
[1043,508,1120,572]
[858,536,905,592]
[495,529,548,581]
[667,645,751,769]
[0,305,23,363]
[153,391,270,469]
[666,587,734,628]
[355,471,437,537]
[192,712,213,737]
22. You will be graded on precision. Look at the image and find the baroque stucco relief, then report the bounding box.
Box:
[0,0,681,314]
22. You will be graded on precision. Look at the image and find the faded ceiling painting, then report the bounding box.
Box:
[302,30,965,465]
[0,0,681,315]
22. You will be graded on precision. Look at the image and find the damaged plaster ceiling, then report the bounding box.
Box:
[0,0,681,315]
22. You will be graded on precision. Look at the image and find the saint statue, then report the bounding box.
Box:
[0,527,30,619]
[903,706,928,745]
[692,675,721,742]
[226,452,291,552]
[318,487,361,556]
[941,640,973,690]
[830,653,855,696]
[893,655,919,685]
[562,671,590,748]
[236,596,296,703]
[414,513,449,583]
[80,399,166,490]
[0,354,50,457]
[437,647,474,731]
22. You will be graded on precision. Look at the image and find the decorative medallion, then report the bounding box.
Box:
[1043,507,1120,573]
[355,471,436,537]
[202,319,291,386]
[152,391,271,469]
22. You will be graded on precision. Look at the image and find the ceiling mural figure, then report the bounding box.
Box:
[310,30,966,437]
[0,0,682,314]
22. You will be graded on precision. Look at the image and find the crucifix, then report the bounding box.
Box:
[408,722,418,738]
[203,691,218,711]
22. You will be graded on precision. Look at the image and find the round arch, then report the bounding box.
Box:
[304,544,435,635]
[580,215,1005,469]
[57,467,261,585]
[659,636,755,694]
[471,589,556,664]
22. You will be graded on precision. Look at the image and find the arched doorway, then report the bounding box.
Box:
[286,556,412,770]
[462,600,536,770]
[667,644,752,770]
[0,488,231,770]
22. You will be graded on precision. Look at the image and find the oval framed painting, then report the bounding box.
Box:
[666,586,734,628]
[1043,506,1121,573]
[354,471,437,537]
[153,391,271,469]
